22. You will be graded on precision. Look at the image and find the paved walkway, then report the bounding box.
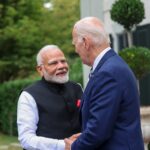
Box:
[0,143,22,150]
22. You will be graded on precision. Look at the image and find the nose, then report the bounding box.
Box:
[57,61,68,69]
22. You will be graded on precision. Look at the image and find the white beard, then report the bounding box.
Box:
[44,70,69,84]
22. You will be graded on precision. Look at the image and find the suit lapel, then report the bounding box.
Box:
[80,49,116,112]
[92,49,116,75]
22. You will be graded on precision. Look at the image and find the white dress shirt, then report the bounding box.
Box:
[92,47,111,72]
[17,91,65,150]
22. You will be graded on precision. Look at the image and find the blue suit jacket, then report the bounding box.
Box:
[72,49,144,150]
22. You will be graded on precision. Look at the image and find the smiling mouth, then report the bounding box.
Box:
[56,71,67,76]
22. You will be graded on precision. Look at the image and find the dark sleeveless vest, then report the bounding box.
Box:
[24,78,83,139]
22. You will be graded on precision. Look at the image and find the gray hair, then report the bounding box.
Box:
[36,45,60,66]
[74,17,110,47]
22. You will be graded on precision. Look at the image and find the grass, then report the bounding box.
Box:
[0,133,19,145]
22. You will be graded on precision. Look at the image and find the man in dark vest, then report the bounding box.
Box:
[17,45,83,150]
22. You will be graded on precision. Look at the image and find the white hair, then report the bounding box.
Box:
[36,45,60,66]
[74,17,110,47]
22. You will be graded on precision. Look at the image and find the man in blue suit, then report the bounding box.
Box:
[65,17,144,150]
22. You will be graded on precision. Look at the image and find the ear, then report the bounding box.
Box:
[36,66,43,77]
[83,37,90,50]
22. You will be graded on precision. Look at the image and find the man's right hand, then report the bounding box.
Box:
[64,133,81,150]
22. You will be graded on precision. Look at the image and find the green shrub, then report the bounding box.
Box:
[119,46,150,79]
[0,60,19,82]
[0,58,35,83]
[68,56,83,85]
[110,0,144,31]
[0,79,36,136]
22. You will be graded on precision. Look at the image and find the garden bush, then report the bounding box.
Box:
[68,56,83,85]
[0,78,36,136]
[119,46,150,79]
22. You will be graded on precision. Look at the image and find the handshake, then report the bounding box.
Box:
[64,133,81,150]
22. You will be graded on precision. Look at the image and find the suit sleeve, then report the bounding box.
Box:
[72,71,122,150]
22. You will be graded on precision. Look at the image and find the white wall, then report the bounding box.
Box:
[141,0,150,25]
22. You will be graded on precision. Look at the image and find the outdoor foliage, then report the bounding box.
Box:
[68,56,83,84]
[110,0,144,31]
[45,0,80,55]
[0,0,44,58]
[0,58,35,82]
[110,0,145,47]
[0,79,37,136]
[0,0,44,82]
[119,47,150,79]
[0,0,80,83]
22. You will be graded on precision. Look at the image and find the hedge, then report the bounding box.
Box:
[0,79,36,136]
[119,46,150,79]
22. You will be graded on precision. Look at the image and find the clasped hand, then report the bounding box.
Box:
[64,133,81,150]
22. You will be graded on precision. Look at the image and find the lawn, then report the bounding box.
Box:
[0,133,19,145]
